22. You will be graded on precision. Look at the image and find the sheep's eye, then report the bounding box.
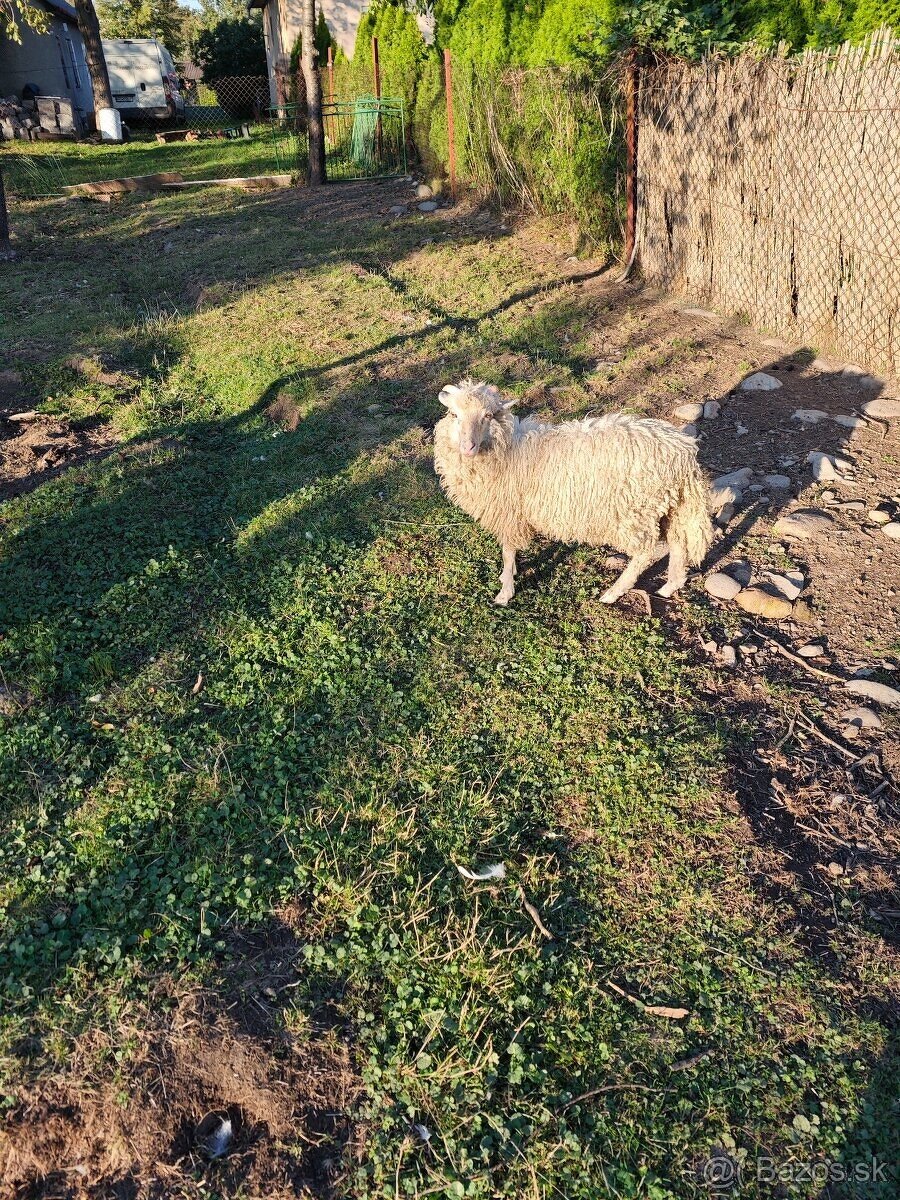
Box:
[483,412,492,421]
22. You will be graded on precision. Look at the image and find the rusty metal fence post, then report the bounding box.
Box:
[624,50,639,269]
[372,35,384,163]
[327,44,335,105]
[444,48,457,201]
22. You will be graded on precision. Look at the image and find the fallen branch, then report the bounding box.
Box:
[763,636,843,683]
[559,1082,654,1111]
[518,887,553,939]
[603,978,689,1020]
[795,714,857,760]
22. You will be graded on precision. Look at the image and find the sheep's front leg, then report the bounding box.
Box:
[600,544,661,605]
[657,541,688,598]
[494,545,517,606]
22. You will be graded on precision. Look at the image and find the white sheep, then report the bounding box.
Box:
[433,380,713,605]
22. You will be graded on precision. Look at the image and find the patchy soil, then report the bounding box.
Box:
[0,411,118,503]
[1,917,361,1200]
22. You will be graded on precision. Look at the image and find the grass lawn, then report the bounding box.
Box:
[0,182,897,1198]
[1,129,292,198]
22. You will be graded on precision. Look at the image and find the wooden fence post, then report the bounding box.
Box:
[443,48,457,201]
[624,50,639,268]
[0,165,12,260]
[327,44,335,105]
[372,35,384,163]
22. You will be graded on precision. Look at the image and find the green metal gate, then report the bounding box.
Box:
[269,96,407,181]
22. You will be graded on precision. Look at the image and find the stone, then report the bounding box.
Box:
[882,522,900,539]
[763,474,791,489]
[388,205,408,216]
[839,500,866,511]
[418,200,439,212]
[735,585,794,619]
[839,705,882,730]
[715,503,735,527]
[674,401,704,422]
[797,643,825,658]
[735,424,749,435]
[681,423,699,439]
[764,571,804,601]
[810,357,833,371]
[725,559,753,586]
[713,468,753,491]
[792,408,829,424]
[861,396,900,419]
[416,183,433,199]
[868,507,893,525]
[806,452,841,481]
[761,337,788,349]
[792,599,815,623]
[842,363,868,377]
[773,509,834,540]
[719,645,737,668]
[843,679,900,708]
[704,571,743,600]
[741,371,782,391]
[832,414,864,429]
[680,307,719,321]
[703,400,721,419]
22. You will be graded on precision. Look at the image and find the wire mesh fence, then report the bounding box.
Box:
[637,30,900,377]
[269,97,408,180]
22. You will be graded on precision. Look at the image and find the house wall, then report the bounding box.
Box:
[0,9,93,121]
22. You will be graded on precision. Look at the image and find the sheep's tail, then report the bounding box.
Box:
[669,469,715,566]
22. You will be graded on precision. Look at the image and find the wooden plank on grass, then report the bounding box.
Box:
[62,172,185,196]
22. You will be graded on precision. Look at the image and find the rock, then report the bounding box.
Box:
[715,503,735,527]
[388,205,408,216]
[735,424,749,435]
[725,559,753,586]
[5,410,37,422]
[792,599,815,623]
[832,414,864,429]
[810,357,833,371]
[842,363,868,377]
[418,200,439,212]
[843,679,900,708]
[713,468,753,491]
[735,585,794,619]
[773,509,834,540]
[680,307,719,321]
[674,401,704,422]
[861,396,900,419]
[806,451,844,482]
[605,553,628,569]
[749,484,765,492]
[797,643,825,658]
[741,372,782,391]
[681,423,699,439]
[882,522,900,539]
[703,400,721,419]
[868,507,893,525]
[792,408,829,424]
[719,645,737,668]
[705,571,743,600]
[839,705,882,730]
[761,337,788,349]
[763,474,791,489]
[826,861,845,877]
[712,484,741,509]
[764,571,804,601]
[839,500,866,511]
[841,366,880,387]
[416,183,433,199]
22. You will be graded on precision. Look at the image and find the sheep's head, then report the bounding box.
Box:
[438,380,516,457]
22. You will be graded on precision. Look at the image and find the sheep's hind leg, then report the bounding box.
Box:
[600,543,662,605]
[494,545,517,606]
[657,540,688,598]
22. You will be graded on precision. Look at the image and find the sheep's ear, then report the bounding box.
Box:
[501,397,519,410]
[438,385,461,408]
[477,383,502,405]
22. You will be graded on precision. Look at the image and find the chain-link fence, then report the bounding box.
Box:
[269,98,407,181]
[637,30,900,377]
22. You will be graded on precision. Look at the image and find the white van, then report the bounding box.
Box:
[102,39,185,123]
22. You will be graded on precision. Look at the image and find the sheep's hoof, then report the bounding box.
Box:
[599,587,625,604]
[657,580,685,599]
[493,589,513,606]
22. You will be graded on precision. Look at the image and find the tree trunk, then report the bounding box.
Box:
[72,0,117,130]
[0,165,13,261]
[300,0,326,186]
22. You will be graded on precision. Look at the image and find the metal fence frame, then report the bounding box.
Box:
[269,96,408,182]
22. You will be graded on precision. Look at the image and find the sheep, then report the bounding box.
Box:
[433,380,714,606]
